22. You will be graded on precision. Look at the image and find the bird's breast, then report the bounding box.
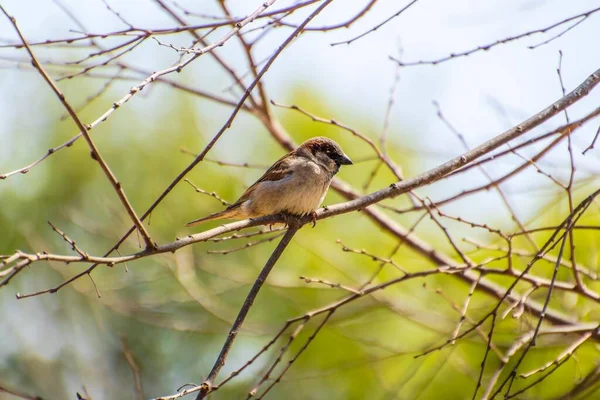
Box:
[247,161,332,217]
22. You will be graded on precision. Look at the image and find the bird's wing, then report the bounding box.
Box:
[227,150,296,210]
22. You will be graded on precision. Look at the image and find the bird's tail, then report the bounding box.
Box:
[185,208,241,227]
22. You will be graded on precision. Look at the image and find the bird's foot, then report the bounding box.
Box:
[278,212,303,228]
[279,212,292,228]
[310,211,317,228]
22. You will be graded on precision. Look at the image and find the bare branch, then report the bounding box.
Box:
[331,0,419,46]
[196,223,301,399]
[391,6,600,66]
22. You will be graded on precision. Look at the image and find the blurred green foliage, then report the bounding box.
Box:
[1,85,600,400]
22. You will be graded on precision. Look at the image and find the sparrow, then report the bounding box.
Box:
[186,137,353,227]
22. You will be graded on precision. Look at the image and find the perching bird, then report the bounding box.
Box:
[186,137,353,227]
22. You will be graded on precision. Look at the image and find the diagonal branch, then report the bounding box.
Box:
[196,223,301,399]
[0,383,41,400]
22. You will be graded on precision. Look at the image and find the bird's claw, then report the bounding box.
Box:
[277,212,315,228]
[279,212,292,228]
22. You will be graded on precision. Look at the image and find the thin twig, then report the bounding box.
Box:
[582,124,600,155]
[331,0,419,46]
[121,337,145,400]
[185,179,230,206]
[300,276,363,295]
[207,232,285,255]
[0,384,41,400]
[391,6,600,66]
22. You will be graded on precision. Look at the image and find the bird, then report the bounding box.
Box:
[186,137,353,227]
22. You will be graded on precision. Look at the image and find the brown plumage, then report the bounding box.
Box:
[186,137,352,227]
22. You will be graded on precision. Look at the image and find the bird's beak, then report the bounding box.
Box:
[338,153,353,165]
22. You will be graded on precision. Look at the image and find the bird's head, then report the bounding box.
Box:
[299,137,353,174]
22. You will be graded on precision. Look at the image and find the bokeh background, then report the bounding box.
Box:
[1,0,600,399]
